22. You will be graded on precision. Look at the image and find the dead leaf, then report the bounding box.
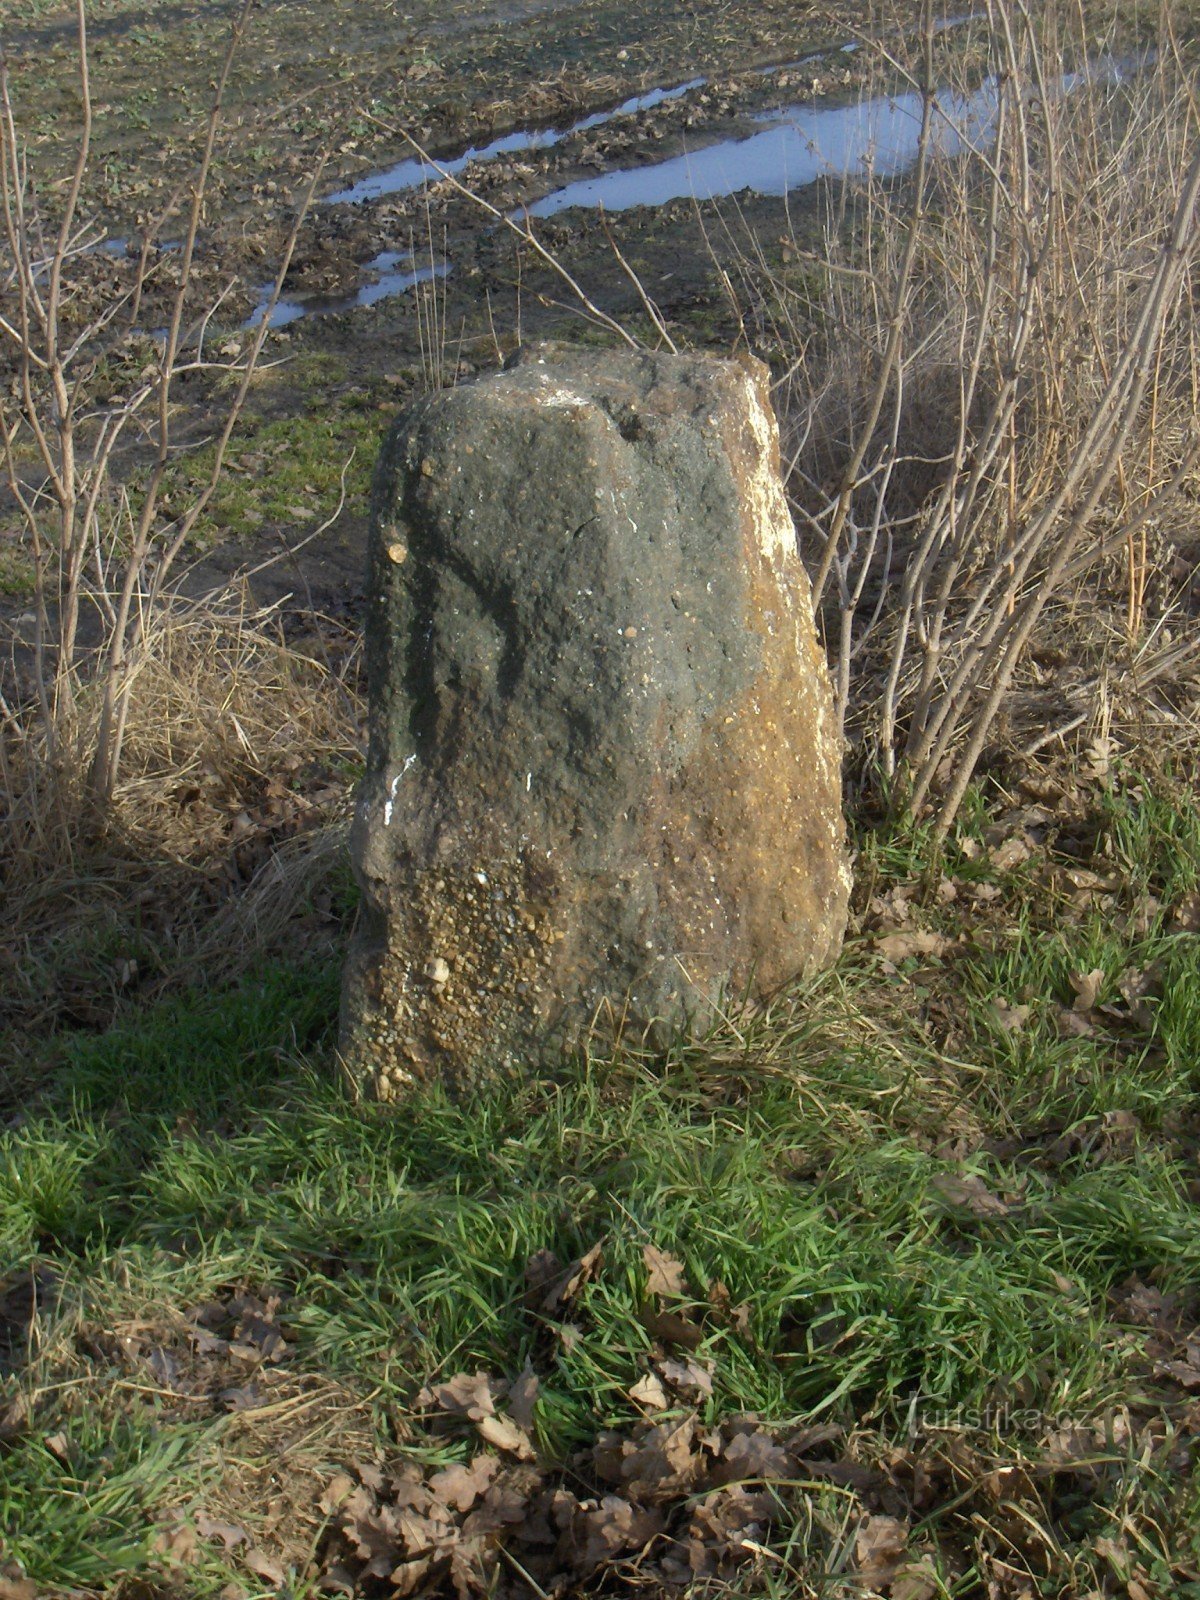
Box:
[1054,1005,1095,1038]
[145,1346,184,1390]
[644,1245,688,1298]
[969,880,1002,903]
[1042,1426,1099,1468]
[389,1557,435,1595]
[319,1472,357,1514]
[1154,1356,1200,1390]
[707,1280,751,1334]
[992,1000,1031,1033]
[856,1514,909,1586]
[523,1247,561,1301]
[1070,968,1105,1013]
[1115,965,1161,1028]
[1064,866,1121,892]
[243,1547,286,1585]
[152,1522,198,1566]
[235,1304,288,1361]
[892,1556,940,1600]
[659,1356,714,1401]
[196,1511,248,1549]
[1094,1534,1129,1573]
[990,835,1031,871]
[528,1243,603,1315]
[1171,889,1200,932]
[719,1428,794,1481]
[0,1581,38,1600]
[788,1421,844,1453]
[428,1454,498,1512]
[593,1429,633,1484]
[1115,1279,1176,1327]
[1124,894,1161,938]
[476,1412,536,1459]
[219,1383,260,1411]
[642,1302,704,1350]
[190,1327,229,1356]
[573,1495,665,1570]
[876,929,951,962]
[556,1242,603,1304]
[0,1391,30,1443]
[930,1173,1010,1218]
[621,1416,700,1492]
[628,1372,670,1411]
[1086,735,1116,779]
[417,1370,497,1421]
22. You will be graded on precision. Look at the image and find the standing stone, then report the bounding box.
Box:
[342,343,849,1097]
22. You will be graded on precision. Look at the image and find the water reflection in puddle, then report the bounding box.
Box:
[326,78,707,206]
[521,60,1126,218]
[519,86,985,217]
[245,251,450,329]
[95,236,182,257]
[243,29,1131,329]
[325,18,981,209]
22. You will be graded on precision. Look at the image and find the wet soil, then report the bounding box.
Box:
[0,0,1171,634]
[2,0,911,222]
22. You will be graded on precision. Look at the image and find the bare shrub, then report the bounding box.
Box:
[0,590,362,1034]
[741,0,1200,835]
[0,0,327,812]
[0,0,372,1030]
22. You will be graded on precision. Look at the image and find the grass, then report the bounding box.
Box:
[5,0,1200,1586]
[2,776,1199,1593]
[0,547,36,600]
[141,354,388,553]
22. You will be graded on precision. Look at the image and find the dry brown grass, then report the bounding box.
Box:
[728,0,1200,828]
[0,589,363,1037]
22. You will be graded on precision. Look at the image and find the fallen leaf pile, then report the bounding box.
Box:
[1112,1275,1200,1396]
[316,1407,894,1597]
[78,1289,295,1415]
[307,1378,1200,1599]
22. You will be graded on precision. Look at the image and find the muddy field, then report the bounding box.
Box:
[0,0,1173,622]
[2,0,984,616]
[7,10,1200,1596]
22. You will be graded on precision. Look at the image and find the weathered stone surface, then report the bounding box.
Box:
[342,342,849,1095]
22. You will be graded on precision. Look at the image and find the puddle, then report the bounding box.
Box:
[517,87,986,217]
[248,25,1129,331]
[325,17,984,208]
[245,251,450,329]
[96,235,182,256]
[326,77,707,206]
[520,57,1129,218]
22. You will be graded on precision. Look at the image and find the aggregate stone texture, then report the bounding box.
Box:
[342,342,850,1095]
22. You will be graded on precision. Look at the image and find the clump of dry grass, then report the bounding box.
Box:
[0,590,363,1036]
[729,0,1200,830]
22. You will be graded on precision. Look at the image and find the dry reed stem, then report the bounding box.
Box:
[748,0,1200,827]
[0,0,342,807]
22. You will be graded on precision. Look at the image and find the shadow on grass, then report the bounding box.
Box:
[4,776,1200,1592]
